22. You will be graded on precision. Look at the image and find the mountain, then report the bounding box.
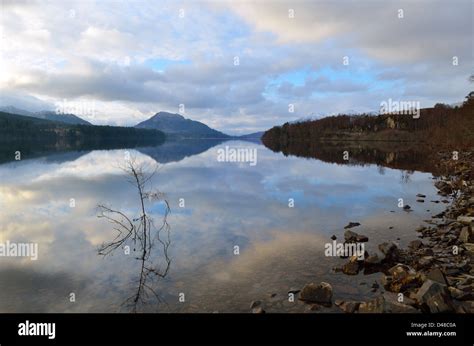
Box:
[0,106,91,125]
[34,110,92,125]
[135,111,230,138]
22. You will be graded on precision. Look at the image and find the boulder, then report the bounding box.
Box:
[342,261,360,275]
[299,282,333,304]
[386,264,422,292]
[414,279,454,313]
[344,230,369,243]
[378,241,399,260]
[434,181,453,194]
[365,254,381,265]
[408,240,423,250]
[388,264,416,280]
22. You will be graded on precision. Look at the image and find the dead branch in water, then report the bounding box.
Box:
[97,157,171,312]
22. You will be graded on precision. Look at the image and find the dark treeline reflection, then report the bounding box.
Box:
[0,138,226,165]
[0,136,165,164]
[262,139,446,175]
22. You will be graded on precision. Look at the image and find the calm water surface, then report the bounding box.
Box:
[0,139,446,312]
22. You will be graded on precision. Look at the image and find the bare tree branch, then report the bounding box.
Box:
[97,156,171,312]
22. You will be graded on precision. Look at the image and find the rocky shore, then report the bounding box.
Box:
[252,151,474,313]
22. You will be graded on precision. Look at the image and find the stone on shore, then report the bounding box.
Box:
[342,261,360,275]
[426,268,448,285]
[457,216,474,224]
[364,254,381,265]
[408,239,423,250]
[378,241,400,260]
[288,288,301,295]
[459,226,473,243]
[337,301,360,313]
[344,222,361,229]
[344,230,369,243]
[299,282,333,304]
[434,181,453,195]
[252,307,265,313]
[358,293,419,313]
[414,279,454,313]
[250,300,261,309]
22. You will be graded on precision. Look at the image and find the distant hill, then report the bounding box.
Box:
[262,95,474,152]
[0,111,165,148]
[238,131,264,139]
[0,106,91,125]
[135,111,230,138]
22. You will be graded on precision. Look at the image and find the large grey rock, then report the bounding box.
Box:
[414,279,454,313]
[299,282,333,304]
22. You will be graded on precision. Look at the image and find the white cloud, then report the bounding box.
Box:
[0,0,471,133]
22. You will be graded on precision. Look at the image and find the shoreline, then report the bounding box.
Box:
[252,150,474,313]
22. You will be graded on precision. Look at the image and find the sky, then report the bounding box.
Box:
[0,0,472,135]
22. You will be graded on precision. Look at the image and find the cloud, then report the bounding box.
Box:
[0,0,471,133]
[229,0,472,64]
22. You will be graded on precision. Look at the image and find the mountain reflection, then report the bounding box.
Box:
[137,138,227,164]
[0,138,231,166]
